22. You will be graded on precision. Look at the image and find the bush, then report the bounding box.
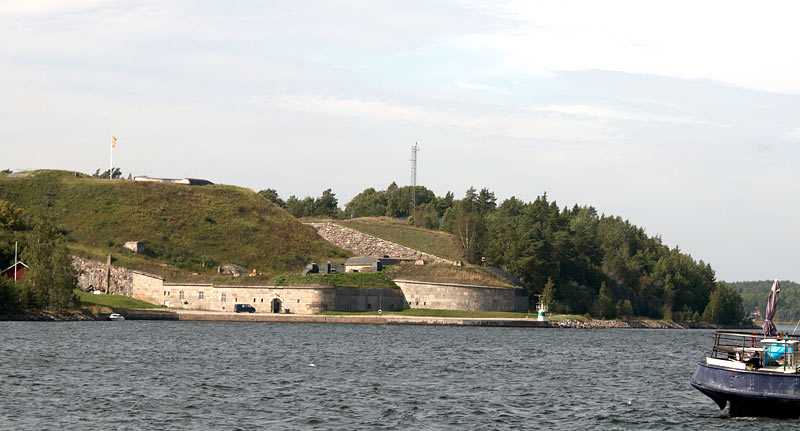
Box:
[0,276,20,313]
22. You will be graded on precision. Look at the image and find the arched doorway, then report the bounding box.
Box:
[271,298,282,313]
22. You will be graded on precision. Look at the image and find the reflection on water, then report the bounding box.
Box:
[0,322,796,429]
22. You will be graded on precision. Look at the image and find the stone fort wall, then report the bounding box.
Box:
[73,257,522,313]
[393,280,528,312]
[72,256,135,296]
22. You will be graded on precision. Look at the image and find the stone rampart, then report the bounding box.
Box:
[393,279,527,312]
[71,256,135,296]
[129,271,337,314]
[333,287,407,312]
[73,257,523,314]
[308,222,455,264]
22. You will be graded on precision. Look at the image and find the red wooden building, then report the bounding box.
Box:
[0,262,27,281]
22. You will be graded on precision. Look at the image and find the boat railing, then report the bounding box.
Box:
[711,331,800,372]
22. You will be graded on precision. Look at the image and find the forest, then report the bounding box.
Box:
[728,280,800,323]
[273,184,748,324]
[0,199,77,313]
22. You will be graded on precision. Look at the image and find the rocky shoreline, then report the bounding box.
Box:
[550,319,755,330]
[0,311,99,321]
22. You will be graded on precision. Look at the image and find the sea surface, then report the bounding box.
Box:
[1,321,797,430]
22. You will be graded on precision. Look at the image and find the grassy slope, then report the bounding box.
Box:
[333,217,517,288]
[336,217,463,261]
[0,170,348,279]
[273,271,398,289]
[389,262,518,288]
[75,289,165,309]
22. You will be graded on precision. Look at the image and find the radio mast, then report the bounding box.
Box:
[410,143,419,223]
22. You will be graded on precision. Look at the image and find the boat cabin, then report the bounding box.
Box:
[707,331,800,374]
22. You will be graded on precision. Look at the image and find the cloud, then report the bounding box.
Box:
[274,95,619,143]
[0,0,115,14]
[527,104,632,121]
[453,81,509,93]
[459,0,800,95]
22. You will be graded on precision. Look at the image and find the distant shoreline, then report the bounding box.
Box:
[0,309,757,329]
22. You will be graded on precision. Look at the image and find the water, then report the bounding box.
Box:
[0,322,796,430]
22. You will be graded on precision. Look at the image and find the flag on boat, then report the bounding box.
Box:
[112,136,117,147]
[763,279,780,336]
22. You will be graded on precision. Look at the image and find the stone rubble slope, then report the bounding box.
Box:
[308,222,455,265]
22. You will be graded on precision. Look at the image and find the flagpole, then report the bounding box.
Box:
[110,137,113,180]
[14,241,17,283]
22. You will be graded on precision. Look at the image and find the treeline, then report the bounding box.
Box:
[728,280,800,323]
[258,188,341,218]
[262,184,746,324]
[0,200,78,313]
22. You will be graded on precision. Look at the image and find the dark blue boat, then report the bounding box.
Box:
[691,331,800,417]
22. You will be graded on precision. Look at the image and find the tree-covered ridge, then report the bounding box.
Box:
[340,186,743,323]
[727,280,800,322]
[257,183,746,324]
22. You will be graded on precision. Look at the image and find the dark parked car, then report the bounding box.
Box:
[234,304,256,313]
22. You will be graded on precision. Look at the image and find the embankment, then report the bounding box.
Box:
[113,310,755,329]
[0,309,756,329]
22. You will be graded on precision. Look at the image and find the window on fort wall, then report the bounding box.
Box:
[199,291,204,300]
[179,291,185,300]
[221,293,227,302]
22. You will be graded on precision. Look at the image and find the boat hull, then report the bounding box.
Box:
[691,362,800,417]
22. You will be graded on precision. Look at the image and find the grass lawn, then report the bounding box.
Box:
[74,289,163,310]
[320,308,533,318]
[337,217,463,261]
[272,270,398,289]
[548,314,588,321]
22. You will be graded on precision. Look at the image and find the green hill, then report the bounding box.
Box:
[0,170,348,279]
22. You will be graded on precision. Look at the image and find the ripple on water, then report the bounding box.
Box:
[2,322,800,430]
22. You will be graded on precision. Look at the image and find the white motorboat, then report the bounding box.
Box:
[109,313,125,321]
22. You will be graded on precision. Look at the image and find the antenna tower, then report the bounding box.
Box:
[410,143,419,223]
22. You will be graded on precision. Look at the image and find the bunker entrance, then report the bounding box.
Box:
[271,298,282,313]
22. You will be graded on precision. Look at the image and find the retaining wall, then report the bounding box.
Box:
[333,287,408,312]
[72,256,135,296]
[393,279,528,312]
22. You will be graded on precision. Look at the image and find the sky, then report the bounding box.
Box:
[2,0,800,282]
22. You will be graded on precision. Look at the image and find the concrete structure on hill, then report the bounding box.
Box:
[134,176,213,186]
[344,256,417,273]
[123,241,144,254]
